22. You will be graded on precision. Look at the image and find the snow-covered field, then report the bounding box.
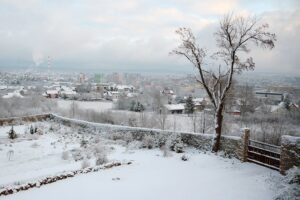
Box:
[0,123,82,186]
[0,121,289,200]
[56,99,113,113]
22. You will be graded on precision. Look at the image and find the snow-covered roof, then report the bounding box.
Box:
[46,90,59,95]
[162,89,174,94]
[164,104,185,111]
[193,98,204,102]
[116,85,134,90]
[61,90,77,95]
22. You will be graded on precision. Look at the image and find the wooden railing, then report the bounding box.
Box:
[247,139,281,171]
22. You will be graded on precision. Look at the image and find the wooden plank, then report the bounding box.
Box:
[248,139,280,149]
[248,150,280,161]
[248,145,281,156]
[247,158,280,171]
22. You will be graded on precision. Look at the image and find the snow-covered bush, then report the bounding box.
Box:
[142,135,155,149]
[168,136,184,153]
[80,138,88,148]
[36,128,43,135]
[92,142,108,165]
[95,154,108,166]
[61,151,70,160]
[94,136,101,144]
[81,159,90,169]
[94,143,105,155]
[126,140,143,150]
[123,133,134,144]
[274,167,300,199]
[160,145,172,157]
[71,149,84,161]
[181,154,189,161]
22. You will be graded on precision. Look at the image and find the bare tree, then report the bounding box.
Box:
[158,107,168,130]
[236,84,257,116]
[171,14,276,152]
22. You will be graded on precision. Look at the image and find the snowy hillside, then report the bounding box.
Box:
[0,121,295,199]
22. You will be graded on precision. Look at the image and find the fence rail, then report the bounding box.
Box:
[248,139,281,171]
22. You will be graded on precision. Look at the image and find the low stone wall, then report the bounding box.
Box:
[0,114,51,126]
[51,114,241,158]
[0,113,255,160]
[280,135,300,175]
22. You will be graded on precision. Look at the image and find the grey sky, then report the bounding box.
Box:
[0,0,299,74]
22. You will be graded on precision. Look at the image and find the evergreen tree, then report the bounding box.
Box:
[185,95,195,114]
[283,93,291,110]
[30,125,34,134]
[8,126,17,139]
[135,102,145,112]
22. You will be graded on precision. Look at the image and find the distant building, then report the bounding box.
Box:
[193,98,207,112]
[44,90,59,98]
[164,104,185,114]
[79,73,86,83]
[256,92,283,104]
[103,91,119,101]
[162,88,174,95]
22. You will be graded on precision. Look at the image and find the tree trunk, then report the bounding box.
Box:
[212,103,224,152]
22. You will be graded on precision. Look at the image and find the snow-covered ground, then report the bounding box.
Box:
[56,99,113,113]
[2,147,282,200]
[0,123,81,186]
[0,121,287,200]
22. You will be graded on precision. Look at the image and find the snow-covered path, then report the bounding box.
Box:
[2,147,279,200]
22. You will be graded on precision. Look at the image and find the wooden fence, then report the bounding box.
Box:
[247,139,281,171]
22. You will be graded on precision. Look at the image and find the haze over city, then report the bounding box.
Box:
[0,0,299,74]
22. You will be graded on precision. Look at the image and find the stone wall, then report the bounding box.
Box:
[280,135,300,175]
[0,114,243,159]
[51,114,241,158]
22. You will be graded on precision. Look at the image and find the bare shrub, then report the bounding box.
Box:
[95,154,108,166]
[0,96,57,118]
[80,138,88,148]
[123,133,134,145]
[142,135,155,149]
[94,144,105,155]
[71,149,84,161]
[81,159,90,169]
[128,116,137,127]
[160,145,172,157]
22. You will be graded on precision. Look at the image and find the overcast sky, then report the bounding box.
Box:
[0,0,299,74]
